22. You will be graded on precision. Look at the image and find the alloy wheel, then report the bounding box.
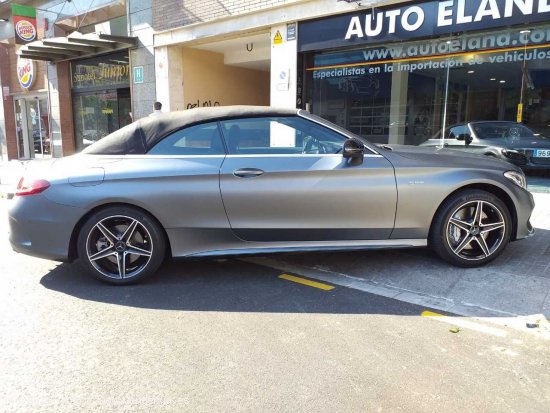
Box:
[85,215,154,280]
[445,200,506,261]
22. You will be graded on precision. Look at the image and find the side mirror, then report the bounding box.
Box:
[342,139,364,162]
[456,133,473,146]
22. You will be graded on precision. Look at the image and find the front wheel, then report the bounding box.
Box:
[429,190,512,267]
[77,206,166,284]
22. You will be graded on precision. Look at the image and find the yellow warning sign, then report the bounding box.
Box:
[517,103,523,123]
[273,30,283,45]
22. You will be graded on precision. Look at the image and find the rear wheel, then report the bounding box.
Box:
[430,190,512,267]
[77,206,166,284]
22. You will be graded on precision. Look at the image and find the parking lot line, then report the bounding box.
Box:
[421,310,445,318]
[422,310,507,337]
[278,273,335,291]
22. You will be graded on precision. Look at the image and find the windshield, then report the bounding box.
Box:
[472,122,538,139]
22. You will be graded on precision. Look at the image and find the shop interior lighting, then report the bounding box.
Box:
[520,29,531,34]
[0,18,9,22]
[467,70,475,74]
[500,80,506,83]
[490,78,497,80]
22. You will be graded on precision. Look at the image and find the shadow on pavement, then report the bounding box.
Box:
[39,258,426,316]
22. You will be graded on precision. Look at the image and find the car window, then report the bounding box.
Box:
[447,125,469,139]
[219,116,347,155]
[148,122,225,155]
[430,125,468,140]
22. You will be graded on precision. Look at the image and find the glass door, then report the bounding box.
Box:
[14,98,30,159]
[73,90,120,151]
[14,96,50,159]
[28,97,50,158]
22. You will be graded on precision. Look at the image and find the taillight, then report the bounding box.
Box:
[16,177,50,196]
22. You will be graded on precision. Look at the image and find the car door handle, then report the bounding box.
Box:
[233,168,265,178]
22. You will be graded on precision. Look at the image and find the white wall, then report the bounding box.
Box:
[270,23,297,108]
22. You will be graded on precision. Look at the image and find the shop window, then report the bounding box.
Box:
[305,24,550,146]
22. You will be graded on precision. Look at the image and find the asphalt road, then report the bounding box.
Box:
[1,199,549,413]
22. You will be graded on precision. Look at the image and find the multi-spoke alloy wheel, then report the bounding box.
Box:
[446,200,506,261]
[78,207,166,284]
[430,190,512,267]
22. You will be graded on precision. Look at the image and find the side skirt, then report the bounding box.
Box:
[184,239,427,258]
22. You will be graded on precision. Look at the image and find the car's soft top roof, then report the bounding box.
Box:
[83,105,300,155]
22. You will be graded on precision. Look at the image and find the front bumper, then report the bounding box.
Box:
[512,185,536,241]
[8,194,84,262]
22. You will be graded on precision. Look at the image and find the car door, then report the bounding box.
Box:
[218,115,397,242]
[104,121,230,239]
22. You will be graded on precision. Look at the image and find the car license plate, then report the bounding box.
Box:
[534,149,550,157]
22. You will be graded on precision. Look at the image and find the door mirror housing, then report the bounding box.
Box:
[456,133,473,146]
[342,139,365,163]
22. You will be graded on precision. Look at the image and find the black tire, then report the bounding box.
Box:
[77,206,166,285]
[429,190,512,267]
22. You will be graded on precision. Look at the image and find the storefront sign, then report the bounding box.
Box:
[299,0,550,51]
[133,66,144,84]
[17,57,36,89]
[11,4,37,45]
[71,53,130,90]
[287,23,297,41]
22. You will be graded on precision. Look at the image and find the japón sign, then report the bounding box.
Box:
[11,4,37,45]
[299,0,550,51]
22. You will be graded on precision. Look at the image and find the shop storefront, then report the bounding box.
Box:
[14,92,50,159]
[299,0,550,146]
[71,51,131,151]
[10,57,50,160]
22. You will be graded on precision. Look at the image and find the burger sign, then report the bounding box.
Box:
[15,20,37,43]
[17,57,36,90]
[11,4,37,45]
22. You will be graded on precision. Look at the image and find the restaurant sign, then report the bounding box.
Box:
[12,4,37,45]
[17,57,36,89]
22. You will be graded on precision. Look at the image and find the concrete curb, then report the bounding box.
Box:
[244,257,550,339]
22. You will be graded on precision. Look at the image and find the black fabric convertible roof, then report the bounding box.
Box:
[82,106,299,155]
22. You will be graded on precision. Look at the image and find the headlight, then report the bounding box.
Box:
[504,171,526,189]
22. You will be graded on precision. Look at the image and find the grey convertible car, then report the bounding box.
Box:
[9,106,535,284]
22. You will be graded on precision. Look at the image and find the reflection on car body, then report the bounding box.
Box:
[420,121,550,170]
[9,107,535,284]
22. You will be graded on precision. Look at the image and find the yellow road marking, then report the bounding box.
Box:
[421,310,445,318]
[421,310,507,337]
[278,274,335,291]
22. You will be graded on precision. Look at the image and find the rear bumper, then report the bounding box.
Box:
[8,194,84,262]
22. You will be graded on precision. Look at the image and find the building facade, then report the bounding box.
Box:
[152,0,550,152]
[300,0,550,146]
[0,0,141,161]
